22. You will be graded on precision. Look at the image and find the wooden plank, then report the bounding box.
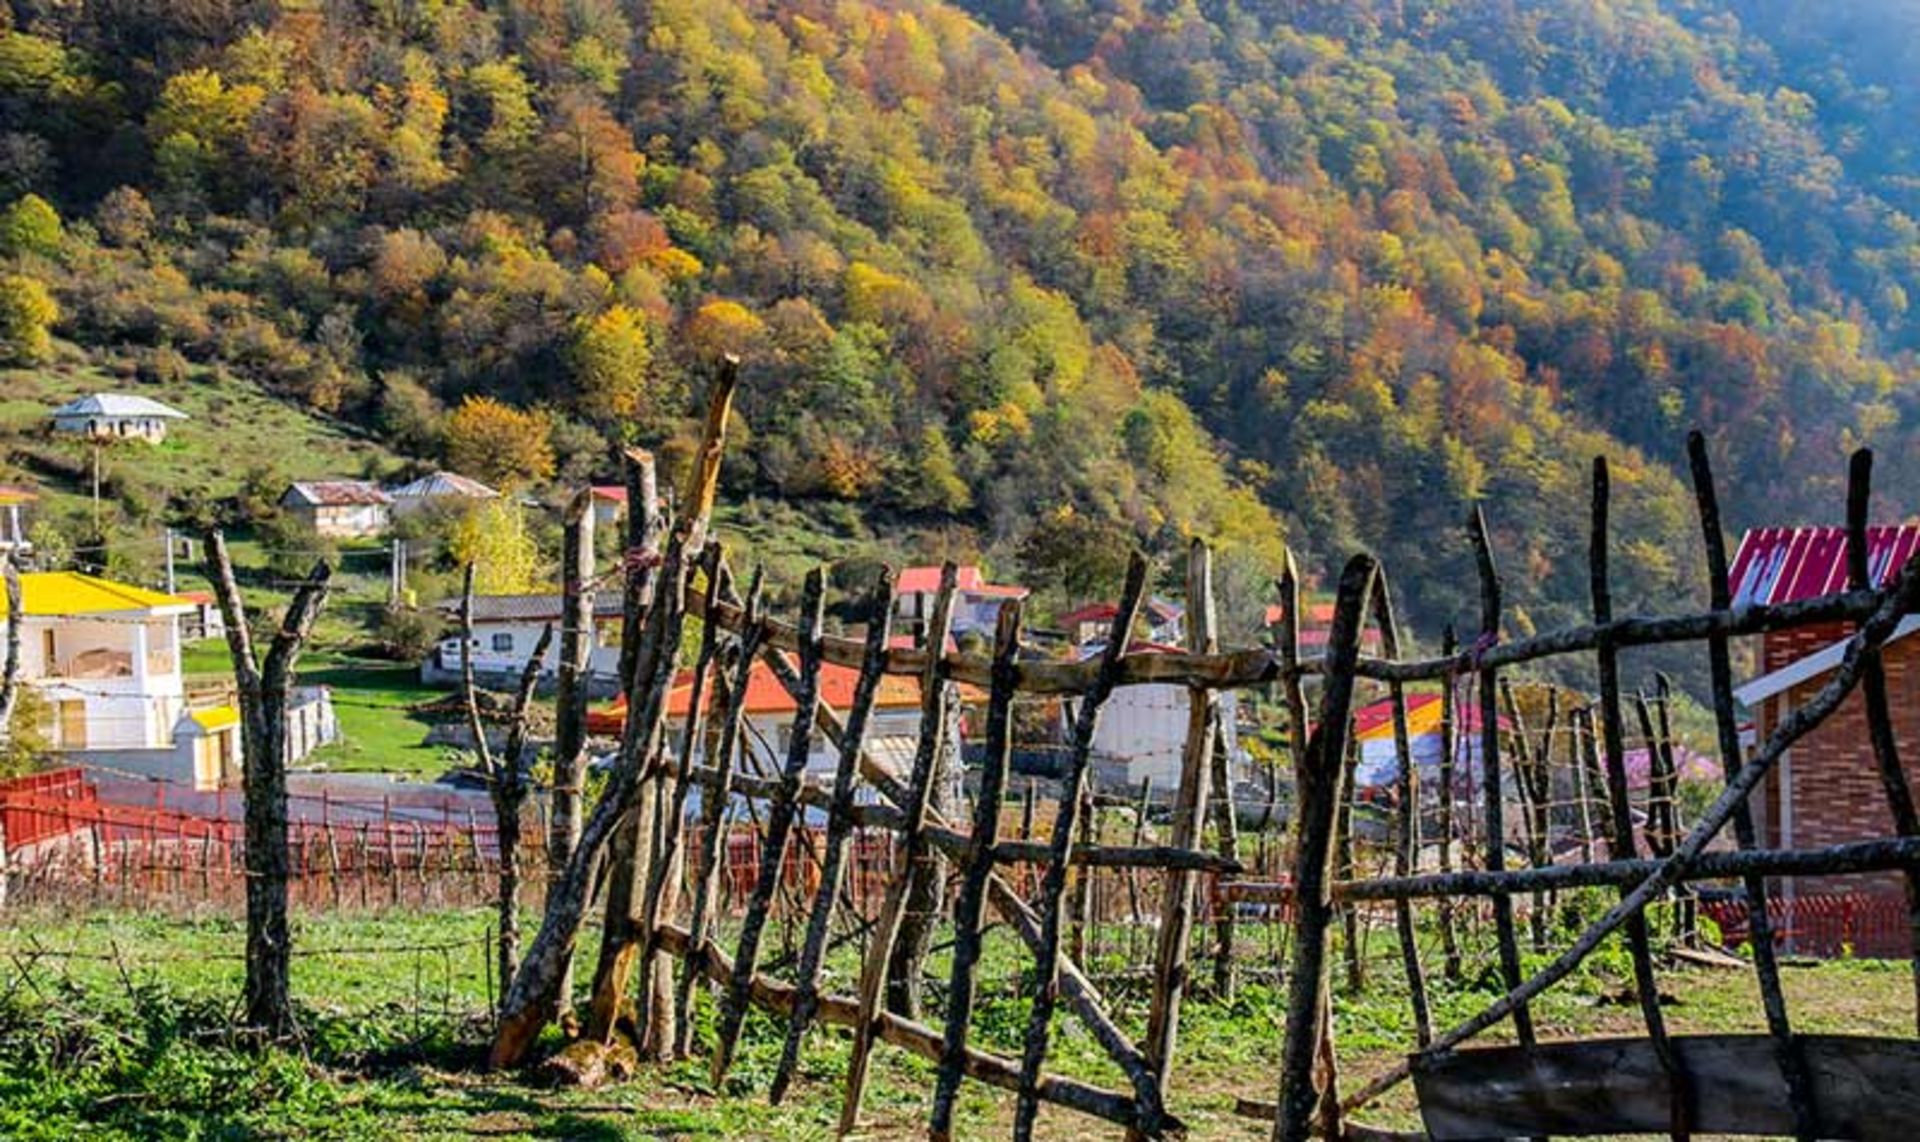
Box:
[1013,554,1149,1140]
[1414,1036,1920,1142]
[930,601,1024,1140]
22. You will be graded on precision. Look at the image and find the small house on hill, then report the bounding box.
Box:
[387,471,498,517]
[894,565,1030,640]
[281,480,392,538]
[1730,523,1920,954]
[49,393,188,443]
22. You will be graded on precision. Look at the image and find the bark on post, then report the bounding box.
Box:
[1686,431,1816,1142]
[461,565,551,1012]
[930,599,1023,1141]
[1501,678,1552,952]
[1272,550,1312,828]
[203,529,330,1039]
[770,570,895,1104]
[1844,447,1920,1033]
[1590,457,1689,1140]
[1466,506,1535,1045]
[489,533,693,1069]
[552,487,596,883]
[708,567,827,1087]
[1207,713,1240,1000]
[624,545,729,1056]
[1272,555,1376,1142]
[1133,539,1220,1141]
[838,565,959,1134]
[1013,553,1149,1140]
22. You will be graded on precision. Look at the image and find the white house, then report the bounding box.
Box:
[281,480,393,538]
[387,471,499,518]
[0,484,34,555]
[894,565,1030,639]
[1075,640,1243,792]
[429,592,628,683]
[49,393,189,442]
[2,571,195,752]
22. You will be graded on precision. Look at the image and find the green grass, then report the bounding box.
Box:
[0,358,398,522]
[1,906,1912,1140]
[185,641,454,778]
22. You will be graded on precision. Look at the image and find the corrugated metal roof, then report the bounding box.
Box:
[1727,525,1920,607]
[442,594,626,623]
[283,480,392,507]
[50,393,189,419]
[387,471,498,500]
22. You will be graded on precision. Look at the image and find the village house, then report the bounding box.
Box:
[1060,597,1186,647]
[280,480,393,538]
[893,565,1030,640]
[1069,639,1247,793]
[590,485,629,530]
[48,393,189,443]
[427,592,627,687]
[589,658,953,807]
[386,471,498,518]
[0,484,35,555]
[1729,524,1920,955]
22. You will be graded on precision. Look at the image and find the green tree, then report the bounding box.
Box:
[571,304,653,423]
[0,194,61,258]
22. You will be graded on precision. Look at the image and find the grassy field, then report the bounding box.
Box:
[0,906,1910,1140]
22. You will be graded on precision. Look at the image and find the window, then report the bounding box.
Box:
[491,632,514,653]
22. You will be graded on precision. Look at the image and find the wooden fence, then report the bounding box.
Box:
[603,432,1920,1140]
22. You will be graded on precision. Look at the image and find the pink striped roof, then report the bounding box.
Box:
[1727,525,1920,607]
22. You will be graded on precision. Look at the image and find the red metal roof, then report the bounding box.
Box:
[1727,525,1920,607]
[897,565,984,595]
[587,659,932,734]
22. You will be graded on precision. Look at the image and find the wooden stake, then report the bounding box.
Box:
[709,567,827,1087]
[1272,555,1376,1142]
[770,570,895,1103]
[1686,431,1815,1141]
[930,599,1024,1140]
[1013,554,1149,1139]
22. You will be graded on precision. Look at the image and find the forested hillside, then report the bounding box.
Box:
[2,0,1916,641]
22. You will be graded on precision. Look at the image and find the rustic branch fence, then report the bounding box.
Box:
[515,425,1920,1140]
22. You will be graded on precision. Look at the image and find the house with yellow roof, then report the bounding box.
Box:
[1,571,194,753]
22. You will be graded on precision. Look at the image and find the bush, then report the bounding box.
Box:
[374,605,444,661]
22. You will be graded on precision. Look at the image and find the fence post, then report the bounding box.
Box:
[1273,554,1375,1142]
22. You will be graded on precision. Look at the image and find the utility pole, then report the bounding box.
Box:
[388,539,403,606]
[164,527,176,594]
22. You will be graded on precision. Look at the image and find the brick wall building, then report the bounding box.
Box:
[1731,525,1920,955]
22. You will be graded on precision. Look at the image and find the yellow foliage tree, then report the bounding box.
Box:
[571,304,652,422]
[450,500,543,594]
[443,396,554,490]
